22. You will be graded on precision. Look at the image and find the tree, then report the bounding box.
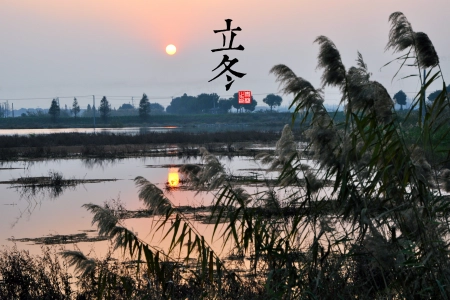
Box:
[83,104,93,117]
[72,98,80,118]
[165,93,220,114]
[230,93,244,113]
[48,98,60,121]
[61,104,71,118]
[243,98,257,112]
[166,93,197,114]
[197,93,219,113]
[118,103,134,110]
[231,93,256,113]
[262,94,283,111]
[427,84,450,102]
[393,90,407,110]
[218,98,232,113]
[138,93,151,120]
[150,103,164,113]
[99,96,111,121]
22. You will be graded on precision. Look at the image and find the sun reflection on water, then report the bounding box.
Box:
[167,167,180,187]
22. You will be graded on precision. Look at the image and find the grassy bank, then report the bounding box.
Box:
[0,112,303,129]
[0,130,291,160]
[0,130,289,148]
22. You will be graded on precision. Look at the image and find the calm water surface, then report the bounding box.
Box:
[0,156,278,256]
[0,127,180,136]
[0,124,276,136]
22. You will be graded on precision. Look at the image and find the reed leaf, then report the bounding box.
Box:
[59,251,96,278]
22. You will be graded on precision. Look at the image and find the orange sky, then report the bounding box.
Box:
[1,0,449,109]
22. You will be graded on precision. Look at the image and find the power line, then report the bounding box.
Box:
[0,90,433,104]
[0,92,286,102]
[0,95,93,101]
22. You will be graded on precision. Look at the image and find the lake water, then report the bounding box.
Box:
[0,124,278,136]
[0,156,282,257]
[0,127,180,136]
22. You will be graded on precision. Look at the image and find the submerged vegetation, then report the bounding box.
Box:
[0,171,118,199]
[2,11,450,299]
[0,130,285,160]
[0,130,284,148]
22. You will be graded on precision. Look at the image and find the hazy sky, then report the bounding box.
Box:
[0,0,449,110]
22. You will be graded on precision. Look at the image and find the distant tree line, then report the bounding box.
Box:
[374,87,450,111]
[81,94,163,120]
[118,102,164,113]
[17,92,284,122]
[165,92,282,114]
[166,93,221,114]
[37,94,158,122]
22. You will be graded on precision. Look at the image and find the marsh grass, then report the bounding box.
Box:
[0,131,287,161]
[0,112,299,130]
[0,131,286,148]
[8,233,109,245]
[0,171,118,200]
[0,246,73,299]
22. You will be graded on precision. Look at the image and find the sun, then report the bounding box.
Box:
[166,44,176,55]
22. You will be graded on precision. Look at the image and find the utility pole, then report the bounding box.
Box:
[421,69,426,127]
[132,97,134,108]
[12,103,14,118]
[93,95,96,130]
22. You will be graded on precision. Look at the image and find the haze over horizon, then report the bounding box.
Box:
[1,0,449,111]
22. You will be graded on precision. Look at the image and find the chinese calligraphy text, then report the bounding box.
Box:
[209,19,246,91]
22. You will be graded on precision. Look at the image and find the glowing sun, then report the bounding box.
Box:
[166,44,177,55]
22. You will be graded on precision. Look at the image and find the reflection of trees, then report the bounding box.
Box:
[13,179,69,199]
[81,158,121,170]
[11,171,76,200]
[9,171,77,227]
[0,160,42,169]
[138,127,151,135]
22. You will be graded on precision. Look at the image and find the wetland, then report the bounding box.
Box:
[2,11,450,299]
